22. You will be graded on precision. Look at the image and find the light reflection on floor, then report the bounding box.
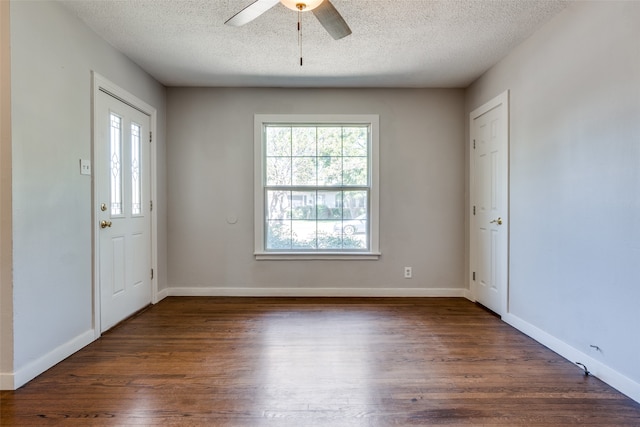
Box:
[256,309,376,418]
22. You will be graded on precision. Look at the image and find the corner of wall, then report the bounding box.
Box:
[503,313,640,404]
[0,0,15,390]
[12,329,95,389]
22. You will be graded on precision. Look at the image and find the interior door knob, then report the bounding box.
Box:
[489,217,503,225]
[100,220,112,229]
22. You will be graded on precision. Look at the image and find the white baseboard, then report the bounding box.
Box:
[11,329,95,390]
[166,286,468,298]
[503,313,640,404]
[155,287,169,302]
[5,296,635,404]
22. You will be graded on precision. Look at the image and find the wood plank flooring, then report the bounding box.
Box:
[1,297,639,426]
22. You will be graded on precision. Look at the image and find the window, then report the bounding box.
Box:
[255,115,379,260]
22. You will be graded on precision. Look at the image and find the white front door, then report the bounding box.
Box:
[96,89,152,332]
[470,91,509,315]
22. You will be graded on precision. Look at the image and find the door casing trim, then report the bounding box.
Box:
[91,72,158,339]
[468,90,510,316]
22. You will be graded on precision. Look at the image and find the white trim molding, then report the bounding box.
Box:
[469,90,510,316]
[254,114,380,260]
[11,330,95,390]
[156,287,170,302]
[504,313,640,404]
[165,286,469,298]
[254,252,381,261]
[91,72,159,335]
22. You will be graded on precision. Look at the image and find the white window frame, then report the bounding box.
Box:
[254,114,380,260]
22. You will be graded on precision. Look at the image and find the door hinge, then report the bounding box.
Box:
[151,268,154,280]
[150,200,153,211]
[473,271,476,281]
[149,131,152,143]
[473,139,476,149]
[473,206,476,215]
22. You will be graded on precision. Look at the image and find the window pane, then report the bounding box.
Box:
[110,113,123,216]
[291,191,316,220]
[291,220,316,249]
[266,157,291,186]
[317,127,342,156]
[338,215,365,236]
[317,191,342,219]
[343,127,368,156]
[342,220,367,249]
[317,156,342,186]
[266,127,291,156]
[267,220,292,250]
[319,221,343,250]
[131,123,142,216]
[317,190,343,250]
[343,157,368,186]
[292,127,316,156]
[343,191,367,219]
[335,191,368,250]
[292,157,316,186]
[266,190,291,220]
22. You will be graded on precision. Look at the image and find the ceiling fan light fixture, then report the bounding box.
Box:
[280,0,324,12]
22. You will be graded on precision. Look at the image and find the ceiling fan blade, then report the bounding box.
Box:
[312,0,352,40]
[225,0,280,27]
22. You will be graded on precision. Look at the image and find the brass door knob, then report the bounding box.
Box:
[100,220,112,229]
[489,217,503,225]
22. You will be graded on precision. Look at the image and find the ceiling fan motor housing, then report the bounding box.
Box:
[280,0,324,12]
[225,0,351,41]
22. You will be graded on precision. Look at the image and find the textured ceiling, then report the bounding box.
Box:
[59,0,570,88]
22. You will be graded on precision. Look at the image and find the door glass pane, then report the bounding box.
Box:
[110,113,123,216]
[131,123,142,215]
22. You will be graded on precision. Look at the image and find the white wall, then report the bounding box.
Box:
[7,0,167,388]
[0,0,14,386]
[166,88,466,295]
[466,1,640,400]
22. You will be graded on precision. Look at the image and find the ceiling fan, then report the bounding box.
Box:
[225,0,352,40]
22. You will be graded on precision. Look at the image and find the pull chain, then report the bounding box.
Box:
[297,7,303,66]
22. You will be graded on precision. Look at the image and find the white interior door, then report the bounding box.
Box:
[96,89,151,332]
[470,91,509,315]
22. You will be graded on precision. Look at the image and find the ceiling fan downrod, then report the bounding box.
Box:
[297,4,305,66]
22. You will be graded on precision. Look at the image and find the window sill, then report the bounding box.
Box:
[255,252,381,261]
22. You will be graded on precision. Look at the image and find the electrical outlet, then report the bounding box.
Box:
[404,267,412,279]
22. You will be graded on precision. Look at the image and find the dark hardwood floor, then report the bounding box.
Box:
[1,297,639,426]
